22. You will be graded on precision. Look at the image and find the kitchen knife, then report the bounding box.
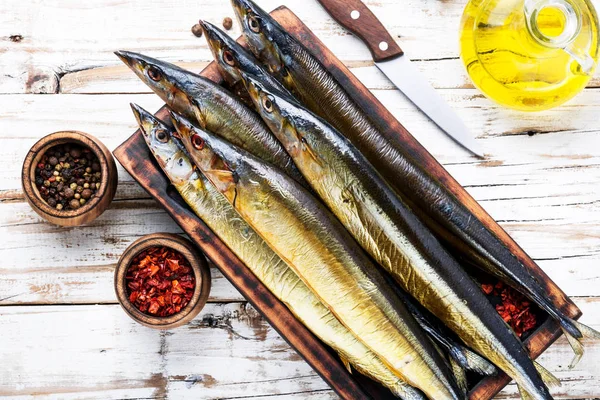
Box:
[316,0,484,158]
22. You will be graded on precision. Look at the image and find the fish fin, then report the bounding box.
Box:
[190,98,207,129]
[450,346,497,376]
[560,318,600,368]
[338,355,352,374]
[449,356,468,395]
[517,385,536,400]
[533,361,561,388]
[299,137,324,167]
[205,169,236,181]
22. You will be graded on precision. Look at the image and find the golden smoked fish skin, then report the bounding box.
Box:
[238,72,554,400]
[131,104,424,400]
[171,112,464,400]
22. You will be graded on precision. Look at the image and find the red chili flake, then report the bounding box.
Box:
[481,283,494,295]
[482,280,538,337]
[126,246,196,317]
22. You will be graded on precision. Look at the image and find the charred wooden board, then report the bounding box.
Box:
[114,6,581,400]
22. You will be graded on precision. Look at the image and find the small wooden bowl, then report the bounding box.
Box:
[114,233,211,329]
[21,131,118,226]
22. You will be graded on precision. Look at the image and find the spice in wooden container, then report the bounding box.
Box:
[482,281,538,337]
[126,246,196,317]
[34,143,102,211]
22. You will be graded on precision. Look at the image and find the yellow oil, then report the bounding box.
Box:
[460,0,599,111]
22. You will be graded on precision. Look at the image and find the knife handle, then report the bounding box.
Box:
[317,0,403,62]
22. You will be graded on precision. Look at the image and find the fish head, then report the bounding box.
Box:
[199,19,244,86]
[230,0,287,77]
[116,51,198,122]
[130,103,194,184]
[240,71,307,158]
[170,111,240,204]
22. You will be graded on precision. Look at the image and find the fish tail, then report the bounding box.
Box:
[517,385,537,400]
[449,356,468,395]
[533,361,561,388]
[559,317,600,368]
[449,345,497,376]
[390,382,428,400]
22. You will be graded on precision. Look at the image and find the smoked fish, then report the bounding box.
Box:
[171,111,464,400]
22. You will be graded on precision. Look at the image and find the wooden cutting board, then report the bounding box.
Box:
[114,6,581,399]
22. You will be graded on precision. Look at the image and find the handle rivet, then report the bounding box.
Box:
[351,10,360,19]
[379,41,389,51]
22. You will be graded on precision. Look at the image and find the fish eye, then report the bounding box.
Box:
[147,65,163,82]
[262,96,274,113]
[223,50,236,66]
[156,129,169,143]
[248,15,261,33]
[192,134,205,150]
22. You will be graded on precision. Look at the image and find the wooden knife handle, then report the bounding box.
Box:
[317,0,403,62]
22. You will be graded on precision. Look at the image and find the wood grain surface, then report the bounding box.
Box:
[2,0,600,399]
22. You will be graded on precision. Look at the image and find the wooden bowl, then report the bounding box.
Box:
[21,131,118,226]
[114,233,211,329]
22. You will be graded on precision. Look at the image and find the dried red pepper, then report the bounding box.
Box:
[482,280,537,337]
[126,246,195,317]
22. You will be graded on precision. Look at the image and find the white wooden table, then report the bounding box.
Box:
[1,0,599,398]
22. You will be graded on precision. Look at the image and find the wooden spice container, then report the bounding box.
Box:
[21,131,118,226]
[114,233,211,329]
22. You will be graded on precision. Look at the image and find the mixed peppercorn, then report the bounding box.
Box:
[126,246,196,317]
[482,281,538,337]
[34,143,102,211]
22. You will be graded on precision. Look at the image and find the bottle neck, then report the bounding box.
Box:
[525,0,595,73]
[525,0,581,48]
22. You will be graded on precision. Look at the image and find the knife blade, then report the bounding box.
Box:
[316,0,484,158]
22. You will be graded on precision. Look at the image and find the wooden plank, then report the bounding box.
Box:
[1,299,599,399]
[2,0,599,95]
[2,90,600,195]
[0,303,333,399]
[0,0,469,94]
[0,197,598,305]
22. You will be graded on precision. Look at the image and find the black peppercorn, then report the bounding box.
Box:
[191,23,203,37]
[70,148,82,158]
[34,143,102,211]
[223,17,233,30]
[69,198,81,210]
